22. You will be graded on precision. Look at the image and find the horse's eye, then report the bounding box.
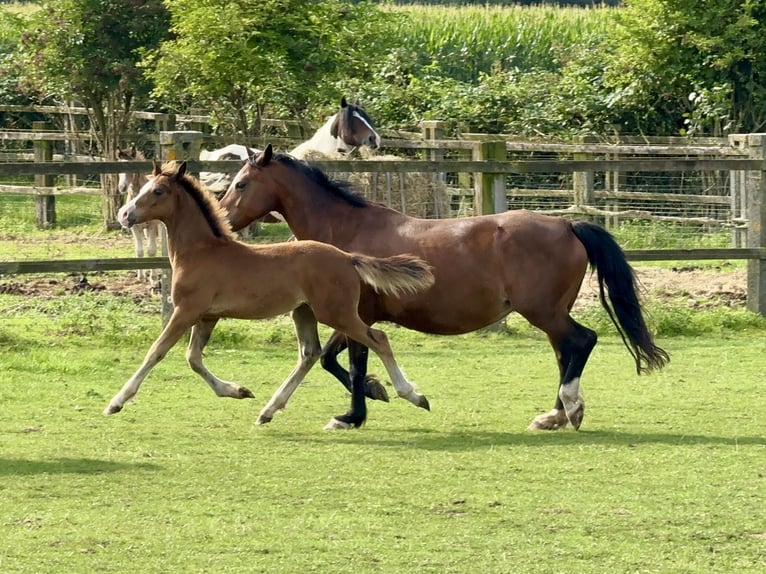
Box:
[235,181,246,191]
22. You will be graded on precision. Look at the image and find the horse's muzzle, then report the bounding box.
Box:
[117,205,135,229]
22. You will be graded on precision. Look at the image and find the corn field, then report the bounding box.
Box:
[388,3,616,82]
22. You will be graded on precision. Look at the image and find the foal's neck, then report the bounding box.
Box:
[165,194,230,260]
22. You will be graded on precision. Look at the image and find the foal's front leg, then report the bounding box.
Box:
[104,308,195,414]
[186,317,254,400]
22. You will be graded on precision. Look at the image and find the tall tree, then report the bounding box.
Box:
[15,0,169,224]
[605,0,766,135]
[143,0,396,136]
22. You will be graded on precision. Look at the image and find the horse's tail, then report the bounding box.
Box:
[571,220,669,374]
[351,254,434,297]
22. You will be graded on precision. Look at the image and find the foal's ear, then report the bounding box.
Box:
[152,159,162,176]
[177,161,187,178]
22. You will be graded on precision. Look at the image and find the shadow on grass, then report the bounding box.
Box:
[278,428,766,451]
[0,457,161,476]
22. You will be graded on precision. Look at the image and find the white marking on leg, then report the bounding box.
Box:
[558,377,585,423]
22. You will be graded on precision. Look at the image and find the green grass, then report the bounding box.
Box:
[1,291,765,573]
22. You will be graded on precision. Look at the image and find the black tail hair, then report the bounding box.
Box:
[571,220,669,374]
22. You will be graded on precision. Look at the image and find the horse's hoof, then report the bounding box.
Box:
[238,386,255,399]
[416,395,430,411]
[365,376,389,402]
[256,414,272,425]
[324,418,351,430]
[527,409,568,431]
[103,403,123,415]
[566,404,585,430]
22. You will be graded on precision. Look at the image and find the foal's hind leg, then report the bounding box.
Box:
[257,304,322,425]
[528,318,597,431]
[325,324,428,430]
[320,330,390,402]
[186,317,254,400]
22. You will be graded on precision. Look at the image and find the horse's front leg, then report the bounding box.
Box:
[145,222,159,284]
[186,317,254,400]
[257,304,322,425]
[320,330,389,402]
[104,308,195,414]
[131,225,146,280]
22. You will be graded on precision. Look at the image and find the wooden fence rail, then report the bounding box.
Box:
[2,128,766,314]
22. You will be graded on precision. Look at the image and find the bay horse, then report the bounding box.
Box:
[219,145,670,431]
[117,146,160,281]
[106,160,434,429]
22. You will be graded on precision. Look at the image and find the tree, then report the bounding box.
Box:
[143,0,397,136]
[605,0,766,136]
[15,0,169,224]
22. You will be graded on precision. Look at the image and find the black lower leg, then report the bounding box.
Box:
[333,339,369,427]
[320,332,389,402]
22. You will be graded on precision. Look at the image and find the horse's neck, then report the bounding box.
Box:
[164,196,227,260]
[290,115,339,158]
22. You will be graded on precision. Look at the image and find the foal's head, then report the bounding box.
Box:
[118,161,233,239]
[220,144,367,232]
[116,145,148,199]
[330,97,380,152]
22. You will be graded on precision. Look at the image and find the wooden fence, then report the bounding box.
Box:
[1,126,765,314]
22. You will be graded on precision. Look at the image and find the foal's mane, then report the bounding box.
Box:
[160,162,235,240]
[273,152,368,208]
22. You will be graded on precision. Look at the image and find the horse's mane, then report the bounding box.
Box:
[160,162,236,240]
[273,152,368,208]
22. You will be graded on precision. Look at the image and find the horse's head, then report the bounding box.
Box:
[118,160,182,228]
[116,145,147,198]
[329,97,380,152]
[220,144,282,231]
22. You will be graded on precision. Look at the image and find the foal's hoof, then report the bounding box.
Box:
[237,386,255,399]
[416,395,430,411]
[103,403,123,415]
[365,376,389,402]
[324,418,352,430]
[256,414,273,425]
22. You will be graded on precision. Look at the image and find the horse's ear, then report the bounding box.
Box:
[330,114,340,138]
[152,159,162,176]
[177,161,187,178]
[246,146,258,159]
[130,144,137,157]
[354,99,361,107]
[340,96,348,108]
[256,144,273,167]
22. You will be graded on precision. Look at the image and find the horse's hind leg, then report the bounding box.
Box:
[257,304,322,425]
[320,330,390,402]
[324,339,370,429]
[131,225,146,280]
[528,318,597,431]
[186,317,254,400]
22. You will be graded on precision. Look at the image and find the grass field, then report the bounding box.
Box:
[1,288,765,573]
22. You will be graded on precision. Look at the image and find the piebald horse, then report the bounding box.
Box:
[219,145,670,430]
[106,160,434,428]
[117,146,160,281]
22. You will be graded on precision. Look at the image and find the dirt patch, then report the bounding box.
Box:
[0,263,748,310]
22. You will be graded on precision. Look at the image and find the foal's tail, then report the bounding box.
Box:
[351,254,435,297]
[571,221,669,374]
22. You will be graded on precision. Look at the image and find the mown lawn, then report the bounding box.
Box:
[1,290,765,573]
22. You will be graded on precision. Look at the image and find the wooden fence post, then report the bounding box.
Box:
[472,140,506,215]
[33,121,55,228]
[736,134,766,315]
[157,131,204,322]
[573,135,595,210]
[421,121,446,217]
